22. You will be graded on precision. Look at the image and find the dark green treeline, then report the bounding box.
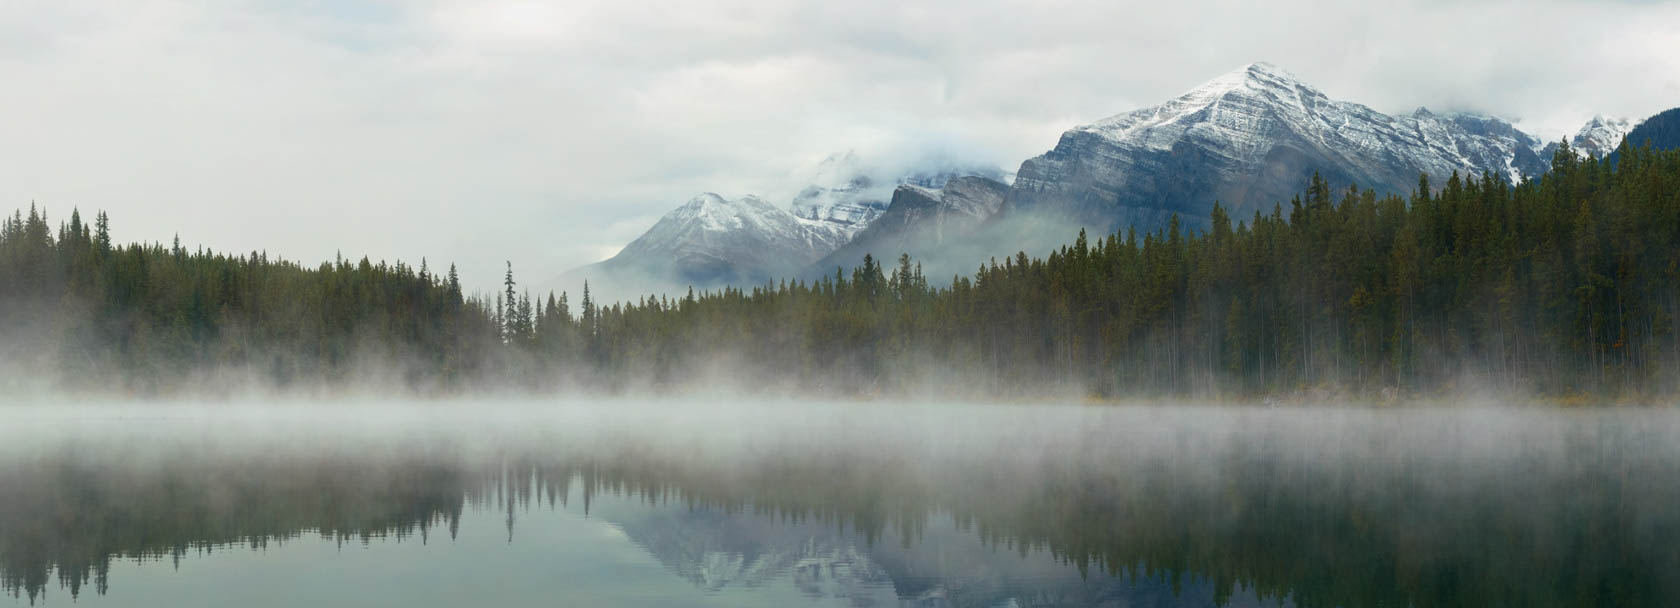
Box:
[0,209,500,394]
[4,141,1679,397]
[578,141,1680,397]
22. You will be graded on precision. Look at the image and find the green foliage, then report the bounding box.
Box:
[1610,107,1680,167]
[1,209,497,393]
[5,143,1680,397]
[572,145,1680,397]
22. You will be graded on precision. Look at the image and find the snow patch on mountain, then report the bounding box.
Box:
[789,152,890,239]
[1571,115,1637,158]
[1536,115,1640,163]
[809,175,1010,278]
[789,151,1013,240]
[1075,63,1547,185]
[565,62,1630,299]
[620,193,849,260]
[580,151,1007,294]
[1004,61,1559,241]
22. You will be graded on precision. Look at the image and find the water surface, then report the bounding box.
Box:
[2,402,1676,607]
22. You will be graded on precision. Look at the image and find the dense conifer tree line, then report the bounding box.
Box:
[4,141,1678,398]
[0,207,500,393]
[1610,108,1680,167]
[571,141,1680,397]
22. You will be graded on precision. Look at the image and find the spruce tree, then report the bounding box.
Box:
[503,262,517,343]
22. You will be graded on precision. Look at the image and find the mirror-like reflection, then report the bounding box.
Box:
[1,403,1677,607]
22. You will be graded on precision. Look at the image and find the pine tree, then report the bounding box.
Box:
[94,211,110,253]
[447,264,462,300]
[580,282,595,336]
[518,290,534,345]
[503,262,518,343]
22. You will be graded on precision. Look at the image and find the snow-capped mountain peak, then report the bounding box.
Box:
[1007,61,1557,239]
[1534,115,1641,163]
[595,191,850,288]
[670,193,776,233]
[1571,115,1636,158]
[1171,61,1304,105]
[1081,62,1321,147]
[567,62,1637,300]
[568,150,1008,297]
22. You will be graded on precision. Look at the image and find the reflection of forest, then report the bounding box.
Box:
[2,411,1678,607]
[0,451,473,601]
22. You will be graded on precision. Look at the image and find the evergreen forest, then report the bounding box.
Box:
[4,141,1680,399]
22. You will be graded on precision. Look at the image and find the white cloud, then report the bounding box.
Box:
[1,0,1675,294]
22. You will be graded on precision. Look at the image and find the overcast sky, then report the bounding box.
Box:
[2,0,1677,295]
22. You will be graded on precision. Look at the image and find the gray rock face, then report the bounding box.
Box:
[1444,112,1552,176]
[1001,62,1555,237]
[811,175,1008,275]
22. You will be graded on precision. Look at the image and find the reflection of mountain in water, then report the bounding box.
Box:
[599,504,897,601]
[594,493,1292,608]
[2,407,1678,607]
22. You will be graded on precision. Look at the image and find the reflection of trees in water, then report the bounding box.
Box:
[1,426,1677,607]
[0,452,478,603]
[561,427,1680,608]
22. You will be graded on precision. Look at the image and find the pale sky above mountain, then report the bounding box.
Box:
[2,0,1676,295]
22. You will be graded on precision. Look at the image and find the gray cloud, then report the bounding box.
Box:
[1,0,1675,294]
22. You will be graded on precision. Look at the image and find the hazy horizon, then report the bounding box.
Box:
[5,3,1680,606]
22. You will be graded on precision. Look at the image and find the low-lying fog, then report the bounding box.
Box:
[3,400,1678,607]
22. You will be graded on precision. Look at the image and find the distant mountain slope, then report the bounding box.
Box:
[998,62,1551,239]
[786,152,890,241]
[1609,107,1680,165]
[809,176,1009,276]
[560,62,1637,302]
[556,156,1006,300]
[561,193,848,299]
[1540,115,1640,161]
[1570,115,1638,158]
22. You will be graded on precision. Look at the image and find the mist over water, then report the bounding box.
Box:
[2,400,1676,607]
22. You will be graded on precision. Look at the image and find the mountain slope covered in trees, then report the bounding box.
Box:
[4,141,1679,398]
[1610,106,1680,166]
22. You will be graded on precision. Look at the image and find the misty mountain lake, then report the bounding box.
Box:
[1,401,1677,608]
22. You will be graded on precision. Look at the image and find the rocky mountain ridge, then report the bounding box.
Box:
[566,62,1646,299]
[1000,62,1564,238]
[809,175,1010,276]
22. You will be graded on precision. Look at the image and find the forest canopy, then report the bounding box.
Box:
[3,140,1679,399]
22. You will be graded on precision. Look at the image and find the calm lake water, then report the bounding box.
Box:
[1,401,1677,607]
